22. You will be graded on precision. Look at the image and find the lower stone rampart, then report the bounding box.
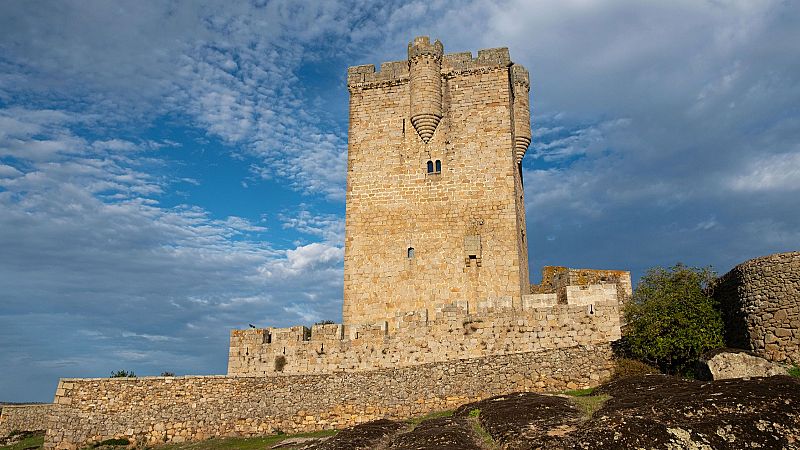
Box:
[713,251,800,363]
[0,404,53,435]
[46,344,614,450]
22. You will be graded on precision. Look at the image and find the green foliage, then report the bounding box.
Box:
[613,358,660,379]
[623,263,724,375]
[406,409,453,425]
[468,408,480,417]
[93,438,129,447]
[314,320,335,325]
[160,371,175,377]
[0,431,44,450]
[274,356,287,372]
[789,365,800,378]
[569,394,610,419]
[109,370,136,378]
[563,387,595,397]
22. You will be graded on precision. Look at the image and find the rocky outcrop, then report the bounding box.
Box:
[306,374,800,449]
[698,348,789,380]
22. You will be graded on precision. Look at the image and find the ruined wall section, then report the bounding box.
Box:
[46,345,613,450]
[531,266,632,305]
[713,251,800,364]
[343,41,530,327]
[0,404,53,436]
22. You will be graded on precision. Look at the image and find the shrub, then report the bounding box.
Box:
[160,371,175,377]
[623,264,724,375]
[274,355,287,372]
[314,320,335,325]
[613,358,660,379]
[789,365,800,378]
[94,438,129,447]
[109,370,136,378]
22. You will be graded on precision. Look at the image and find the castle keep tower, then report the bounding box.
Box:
[343,37,532,326]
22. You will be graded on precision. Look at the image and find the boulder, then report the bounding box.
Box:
[698,348,788,380]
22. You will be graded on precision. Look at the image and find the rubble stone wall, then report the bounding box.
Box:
[228,298,621,376]
[714,251,800,364]
[46,344,614,450]
[0,404,53,435]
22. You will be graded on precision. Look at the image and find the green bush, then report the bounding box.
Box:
[789,365,800,378]
[109,370,136,378]
[274,356,287,372]
[623,264,724,375]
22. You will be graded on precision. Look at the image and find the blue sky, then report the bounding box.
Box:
[1,0,798,402]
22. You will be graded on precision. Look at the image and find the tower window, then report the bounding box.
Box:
[426,160,434,173]
[435,160,441,173]
[407,247,415,258]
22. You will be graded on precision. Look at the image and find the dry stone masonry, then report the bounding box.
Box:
[46,346,613,449]
[0,404,53,435]
[43,37,632,449]
[714,251,800,364]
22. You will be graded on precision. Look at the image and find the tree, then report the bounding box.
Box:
[623,263,724,374]
[110,370,136,378]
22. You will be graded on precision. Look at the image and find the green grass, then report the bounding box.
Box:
[406,409,453,426]
[465,409,496,448]
[569,394,610,419]
[789,365,800,378]
[152,430,337,450]
[1,431,45,450]
[562,387,596,397]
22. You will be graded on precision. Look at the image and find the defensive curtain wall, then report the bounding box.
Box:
[713,251,800,364]
[0,404,53,435]
[43,266,626,449]
[38,37,632,449]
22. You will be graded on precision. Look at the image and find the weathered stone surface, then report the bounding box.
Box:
[698,348,789,380]
[45,345,614,449]
[713,251,800,364]
[343,37,533,327]
[0,404,53,436]
[228,302,622,376]
[322,375,800,449]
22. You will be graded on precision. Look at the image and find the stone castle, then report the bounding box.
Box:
[33,37,635,449]
[227,36,630,377]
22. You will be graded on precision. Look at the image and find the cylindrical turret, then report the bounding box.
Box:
[408,36,444,144]
[512,65,531,163]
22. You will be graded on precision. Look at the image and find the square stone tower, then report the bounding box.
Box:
[343,37,532,327]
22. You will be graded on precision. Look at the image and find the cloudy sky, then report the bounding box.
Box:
[1,0,798,401]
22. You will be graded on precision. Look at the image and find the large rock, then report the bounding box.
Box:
[699,348,788,380]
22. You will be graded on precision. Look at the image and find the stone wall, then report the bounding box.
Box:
[228,294,620,375]
[343,38,531,327]
[46,344,613,450]
[0,404,53,435]
[713,251,800,364]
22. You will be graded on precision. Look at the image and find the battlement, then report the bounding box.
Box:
[228,268,626,376]
[347,40,513,88]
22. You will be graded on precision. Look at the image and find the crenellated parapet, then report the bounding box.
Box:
[228,268,626,377]
[346,42,512,90]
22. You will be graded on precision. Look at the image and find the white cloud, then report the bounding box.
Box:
[727,152,800,192]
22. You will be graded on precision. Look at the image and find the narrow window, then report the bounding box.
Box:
[407,247,415,258]
[435,160,441,173]
[427,160,434,173]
